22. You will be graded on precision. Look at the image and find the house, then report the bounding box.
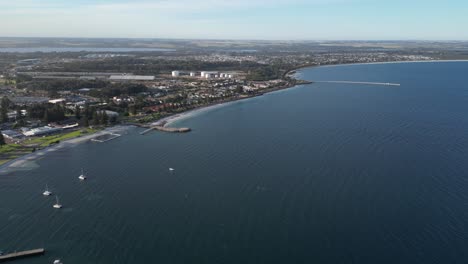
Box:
[23,126,63,137]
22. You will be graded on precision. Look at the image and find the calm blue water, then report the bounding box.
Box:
[1,62,468,263]
[0,47,174,53]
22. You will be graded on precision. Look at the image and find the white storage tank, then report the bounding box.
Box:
[190,72,196,77]
[172,71,180,77]
[201,71,207,77]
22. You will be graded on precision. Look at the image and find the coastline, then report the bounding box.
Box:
[150,82,310,128]
[0,126,130,172]
[3,59,468,170]
[284,59,468,77]
[162,59,468,128]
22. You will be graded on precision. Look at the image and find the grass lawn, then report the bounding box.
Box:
[0,144,34,166]
[0,128,100,166]
[27,128,100,147]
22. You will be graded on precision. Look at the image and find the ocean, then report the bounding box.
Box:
[1,61,468,263]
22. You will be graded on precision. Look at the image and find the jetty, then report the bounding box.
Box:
[0,248,45,262]
[312,81,401,86]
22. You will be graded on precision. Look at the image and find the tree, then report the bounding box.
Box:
[0,106,7,123]
[128,104,137,116]
[109,115,117,125]
[75,105,81,119]
[1,96,11,109]
[48,89,59,98]
[82,115,89,127]
[100,111,108,125]
[16,109,22,120]
[84,103,90,119]
[0,131,6,148]
[27,104,47,119]
[0,96,10,123]
[92,111,100,126]
[43,110,49,123]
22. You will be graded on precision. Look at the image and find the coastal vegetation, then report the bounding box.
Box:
[30,58,265,76]
[16,78,148,97]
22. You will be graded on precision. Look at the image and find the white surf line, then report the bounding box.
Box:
[312,81,401,86]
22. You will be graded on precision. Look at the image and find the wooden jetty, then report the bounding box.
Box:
[0,248,45,262]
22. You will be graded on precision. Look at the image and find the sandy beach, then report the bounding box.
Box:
[151,100,242,128]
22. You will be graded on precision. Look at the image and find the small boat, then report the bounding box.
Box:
[43,184,52,196]
[53,196,62,209]
[78,168,87,181]
[169,168,175,172]
[53,260,63,264]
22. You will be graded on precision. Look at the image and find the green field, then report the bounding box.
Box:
[0,128,99,165]
[0,144,33,165]
[26,129,99,147]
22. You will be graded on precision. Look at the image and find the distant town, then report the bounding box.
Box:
[1,38,467,164]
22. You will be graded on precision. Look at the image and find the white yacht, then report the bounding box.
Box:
[53,196,62,209]
[53,260,63,264]
[43,184,52,196]
[169,168,175,172]
[78,168,87,181]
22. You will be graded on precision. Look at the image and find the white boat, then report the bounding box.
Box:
[53,196,62,209]
[43,184,52,196]
[169,168,175,172]
[78,168,87,181]
[53,260,63,264]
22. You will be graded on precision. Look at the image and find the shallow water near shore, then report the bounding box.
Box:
[2,61,468,263]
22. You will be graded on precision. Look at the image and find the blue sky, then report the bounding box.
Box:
[1,0,467,40]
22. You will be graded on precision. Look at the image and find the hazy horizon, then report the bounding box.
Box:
[1,37,468,42]
[1,0,468,40]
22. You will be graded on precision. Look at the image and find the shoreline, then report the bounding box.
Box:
[0,126,130,172]
[159,59,468,128]
[150,82,309,128]
[284,59,468,77]
[3,59,468,170]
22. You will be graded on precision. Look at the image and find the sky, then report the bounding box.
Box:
[0,0,467,40]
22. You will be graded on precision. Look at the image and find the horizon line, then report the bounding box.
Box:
[1,36,468,42]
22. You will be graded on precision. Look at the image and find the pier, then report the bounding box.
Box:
[0,248,45,262]
[312,81,401,86]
